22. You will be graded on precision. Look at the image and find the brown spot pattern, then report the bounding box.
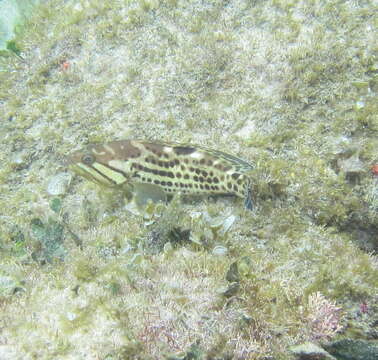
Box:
[104,141,252,199]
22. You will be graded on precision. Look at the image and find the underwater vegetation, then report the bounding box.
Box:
[0,0,37,58]
[0,0,377,359]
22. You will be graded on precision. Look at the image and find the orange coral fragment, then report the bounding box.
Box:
[371,164,378,176]
[61,61,70,71]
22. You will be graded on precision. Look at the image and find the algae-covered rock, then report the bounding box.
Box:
[46,172,72,196]
[0,344,18,360]
[219,282,240,298]
[225,261,240,283]
[323,339,378,360]
[30,217,65,263]
[337,155,365,184]
[290,342,336,360]
[1,0,378,358]
[0,275,23,297]
[0,0,37,51]
[167,341,203,360]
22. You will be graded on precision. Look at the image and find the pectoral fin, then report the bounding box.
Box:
[133,183,167,208]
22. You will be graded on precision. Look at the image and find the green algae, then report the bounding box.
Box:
[49,197,62,213]
[167,341,203,360]
[30,217,65,263]
[0,0,37,53]
[0,0,377,358]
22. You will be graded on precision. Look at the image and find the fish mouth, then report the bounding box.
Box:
[68,163,117,187]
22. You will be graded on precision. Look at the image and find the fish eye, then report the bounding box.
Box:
[81,153,95,165]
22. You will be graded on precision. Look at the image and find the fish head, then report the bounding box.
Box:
[67,141,135,187]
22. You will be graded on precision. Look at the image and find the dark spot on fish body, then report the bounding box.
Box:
[129,152,139,159]
[129,149,141,159]
[143,142,164,156]
[173,146,196,155]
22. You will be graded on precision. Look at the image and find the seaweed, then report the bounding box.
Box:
[30,217,65,263]
[0,0,377,358]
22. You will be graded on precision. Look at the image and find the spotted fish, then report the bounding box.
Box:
[67,140,254,210]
